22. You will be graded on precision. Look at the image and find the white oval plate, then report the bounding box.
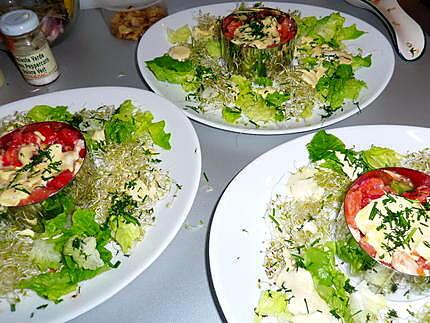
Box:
[137,2,395,135]
[0,87,201,323]
[209,125,430,322]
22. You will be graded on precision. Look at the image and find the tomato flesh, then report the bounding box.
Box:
[344,167,430,275]
[222,8,297,47]
[46,170,74,190]
[223,18,242,40]
[0,121,86,206]
[2,147,22,167]
[278,16,297,43]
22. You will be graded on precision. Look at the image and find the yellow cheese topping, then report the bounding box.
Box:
[0,140,84,206]
[232,16,281,49]
[355,194,430,273]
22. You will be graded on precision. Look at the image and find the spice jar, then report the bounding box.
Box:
[0,9,60,85]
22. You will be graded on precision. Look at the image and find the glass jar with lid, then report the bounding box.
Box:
[0,9,60,85]
[0,1,80,45]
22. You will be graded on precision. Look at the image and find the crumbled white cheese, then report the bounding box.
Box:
[283,167,324,201]
[91,129,105,142]
[302,220,318,234]
[0,189,29,206]
[18,144,37,165]
[232,16,281,49]
[168,45,191,61]
[33,131,46,141]
[334,152,363,180]
[349,281,386,323]
[192,25,215,40]
[300,66,327,88]
[355,194,430,273]
[127,179,149,202]
[276,268,337,322]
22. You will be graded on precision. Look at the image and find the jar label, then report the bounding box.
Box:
[14,43,58,81]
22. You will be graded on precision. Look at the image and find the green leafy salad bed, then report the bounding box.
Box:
[256,131,430,322]
[0,100,175,309]
[145,4,372,128]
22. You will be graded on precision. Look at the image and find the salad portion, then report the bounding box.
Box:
[256,130,430,322]
[0,122,86,207]
[0,100,174,310]
[345,167,430,276]
[145,3,371,128]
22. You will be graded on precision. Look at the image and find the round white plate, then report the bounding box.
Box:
[137,2,395,135]
[0,87,201,323]
[209,125,430,322]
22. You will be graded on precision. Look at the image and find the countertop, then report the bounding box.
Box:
[0,1,429,322]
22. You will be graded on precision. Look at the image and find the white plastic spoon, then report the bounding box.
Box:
[345,0,426,61]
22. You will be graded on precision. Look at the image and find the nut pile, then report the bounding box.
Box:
[111,5,167,41]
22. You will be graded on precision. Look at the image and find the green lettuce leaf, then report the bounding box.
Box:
[299,13,365,47]
[362,145,402,169]
[148,121,171,150]
[167,25,191,44]
[236,92,279,122]
[18,270,79,302]
[22,206,113,301]
[70,209,100,237]
[265,92,290,107]
[307,130,346,162]
[307,130,370,176]
[222,106,241,124]
[336,24,365,41]
[253,76,273,87]
[30,240,62,272]
[104,100,171,149]
[313,13,346,44]
[146,54,196,88]
[316,63,366,110]
[231,75,280,122]
[17,265,107,302]
[205,39,221,57]
[27,105,72,122]
[336,236,376,274]
[109,215,142,254]
[39,212,68,239]
[255,290,292,322]
[303,243,354,322]
[351,54,372,70]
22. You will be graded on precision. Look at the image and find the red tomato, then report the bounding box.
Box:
[344,189,362,229]
[56,128,79,150]
[46,170,74,190]
[35,123,57,144]
[278,16,297,44]
[20,132,40,145]
[19,187,55,206]
[2,147,22,167]
[358,239,377,258]
[79,148,86,158]
[344,167,430,275]
[1,121,85,206]
[345,168,430,222]
[386,167,430,187]
[222,16,243,40]
[403,186,430,203]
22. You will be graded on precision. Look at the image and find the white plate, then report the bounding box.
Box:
[137,2,395,135]
[209,125,430,322]
[0,87,201,322]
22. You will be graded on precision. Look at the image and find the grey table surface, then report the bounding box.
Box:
[0,1,429,322]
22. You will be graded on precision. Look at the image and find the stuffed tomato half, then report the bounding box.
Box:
[220,7,297,78]
[344,167,430,276]
[0,122,86,207]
